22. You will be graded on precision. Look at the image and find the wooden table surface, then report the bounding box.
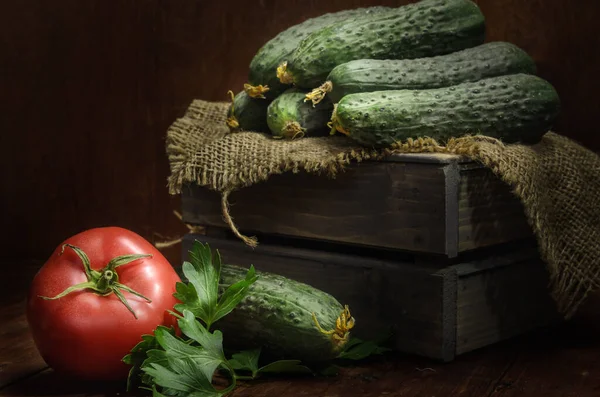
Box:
[3,264,600,397]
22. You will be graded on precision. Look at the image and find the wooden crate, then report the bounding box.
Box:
[181,233,559,362]
[181,153,532,258]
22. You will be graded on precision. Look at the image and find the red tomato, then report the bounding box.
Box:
[26,227,181,381]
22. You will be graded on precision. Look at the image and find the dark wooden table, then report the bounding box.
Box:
[3,264,600,397]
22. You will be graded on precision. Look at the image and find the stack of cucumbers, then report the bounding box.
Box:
[227,0,560,147]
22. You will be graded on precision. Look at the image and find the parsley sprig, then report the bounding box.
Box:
[123,241,390,396]
[173,241,257,331]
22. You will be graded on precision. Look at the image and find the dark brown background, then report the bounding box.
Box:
[1,0,598,266]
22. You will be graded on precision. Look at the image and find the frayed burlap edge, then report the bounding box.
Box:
[165,99,600,319]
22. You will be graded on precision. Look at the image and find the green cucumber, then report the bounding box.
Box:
[246,6,390,100]
[330,73,561,147]
[306,41,537,106]
[226,90,271,133]
[266,88,333,139]
[217,264,354,362]
[279,0,486,89]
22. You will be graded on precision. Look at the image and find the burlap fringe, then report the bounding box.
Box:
[203,134,597,319]
[164,99,600,319]
[210,135,495,250]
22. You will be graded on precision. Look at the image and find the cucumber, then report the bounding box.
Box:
[329,73,561,147]
[217,264,354,362]
[306,41,537,106]
[266,88,333,139]
[226,90,271,133]
[279,0,486,89]
[246,6,390,100]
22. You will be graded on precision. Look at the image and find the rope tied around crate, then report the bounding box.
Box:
[164,98,600,320]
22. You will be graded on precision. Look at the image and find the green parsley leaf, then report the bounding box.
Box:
[144,361,220,396]
[174,241,258,330]
[174,241,221,328]
[227,350,313,379]
[123,326,175,391]
[144,349,170,369]
[158,325,224,386]
[228,348,261,377]
[336,337,391,361]
[173,282,202,318]
[213,265,257,323]
[142,319,232,396]
[258,360,313,375]
[151,385,167,397]
[178,310,225,360]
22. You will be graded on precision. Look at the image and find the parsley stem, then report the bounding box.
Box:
[219,362,238,394]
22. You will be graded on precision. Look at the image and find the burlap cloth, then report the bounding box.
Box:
[166,99,600,319]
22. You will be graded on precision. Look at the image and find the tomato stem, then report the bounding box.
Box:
[113,287,139,319]
[39,245,154,319]
[107,253,153,269]
[39,281,99,300]
[60,244,99,281]
[115,283,152,303]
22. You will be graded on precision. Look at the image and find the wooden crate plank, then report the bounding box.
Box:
[443,158,460,258]
[457,166,532,252]
[182,153,532,257]
[181,160,450,255]
[454,247,560,355]
[182,233,454,361]
[457,220,532,253]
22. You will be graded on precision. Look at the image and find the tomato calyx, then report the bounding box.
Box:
[38,243,153,319]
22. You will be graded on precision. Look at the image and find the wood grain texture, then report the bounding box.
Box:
[3,262,600,397]
[0,369,125,397]
[182,160,451,254]
[182,155,531,256]
[182,233,560,361]
[457,166,532,252]
[1,0,599,268]
[481,294,600,396]
[0,263,48,390]
[182,233,452,361]
[454,248,560,355]
[0,300,47,389]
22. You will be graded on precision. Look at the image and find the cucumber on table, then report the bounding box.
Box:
[246,6,390,100]
[226,90,271,133]
[329,73,561,147]
[306,41,537,106]
[266,88,333,139]
[217,264,354,362]
[278,0,486,89]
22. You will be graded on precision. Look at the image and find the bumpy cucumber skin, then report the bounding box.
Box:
[248,6,390,100]
[227,90,271,133]
[216,264,346,362]
[334,74,561,147]
[326,41,537,103]
[286,0,486,88]
[266,88,333,138]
